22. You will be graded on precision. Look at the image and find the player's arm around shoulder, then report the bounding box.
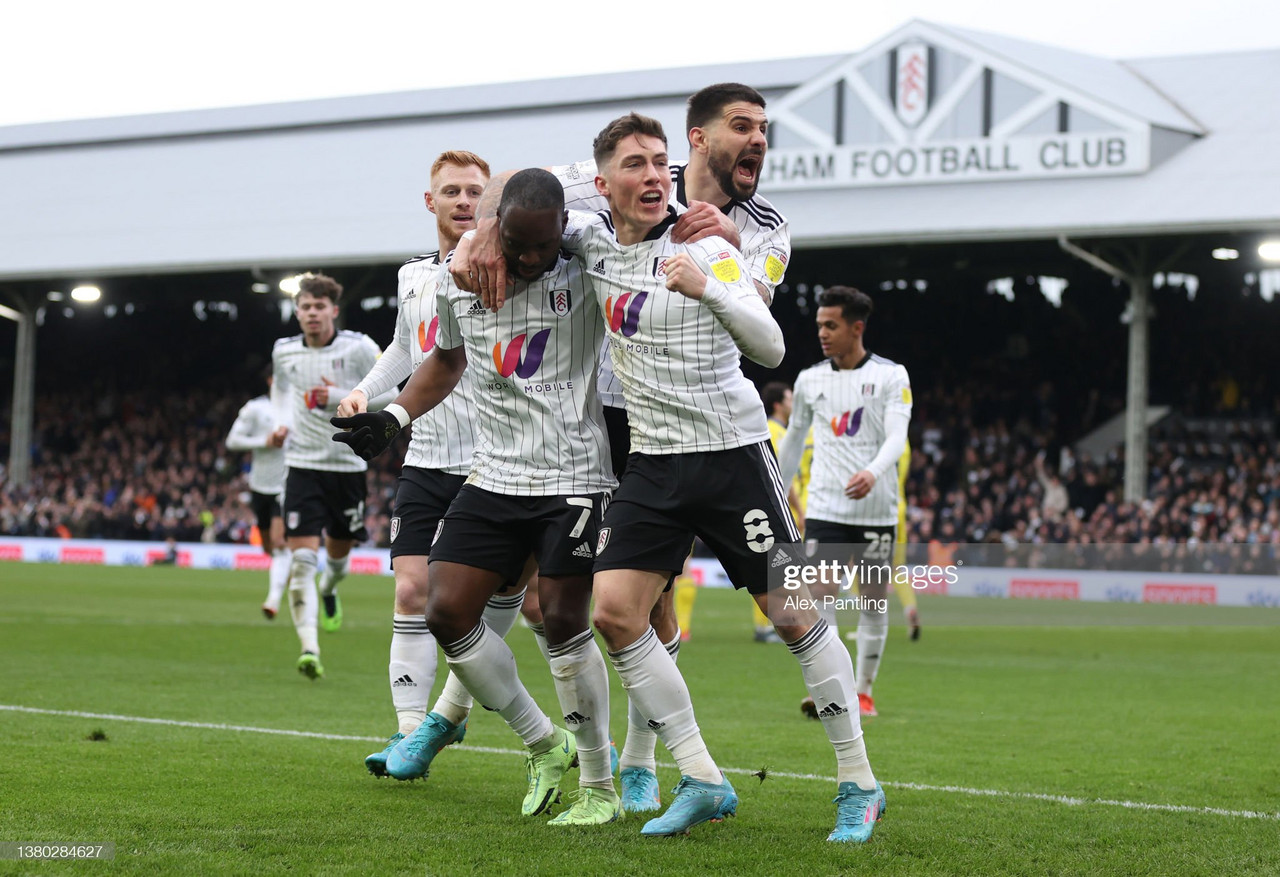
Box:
[677,236,784,368]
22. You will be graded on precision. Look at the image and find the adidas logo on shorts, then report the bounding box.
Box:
[572,542,594,559]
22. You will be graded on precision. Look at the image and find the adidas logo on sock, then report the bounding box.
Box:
[572,542,594,559]
[392,675,416,688]
[817,702,849,719]
[646,719,666,731]
[564,711,588,725]
[591,259,606,274]
[466,299,486,315]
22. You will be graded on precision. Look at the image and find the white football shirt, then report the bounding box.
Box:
[788,353,913,526]
[272,329,383,473]
[552,159,792,410]
[224,395,286,496]
[434,255,614,496]
[562,208,775,455]
[354,253,477,475]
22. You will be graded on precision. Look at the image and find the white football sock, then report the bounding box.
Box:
[430,589,528,725]
[549,630,613,790]
[788,619,875,788]
[527,621,552,664]
[390,614,434,734]
[620,630,680,773]
[441,623,551,747]
[608,628,718,784]
[287,547,319,654]
[483,588,527,638]
[265,547,290,612]
[318,552,349,597]
[856,606,889,696]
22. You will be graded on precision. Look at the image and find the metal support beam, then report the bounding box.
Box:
[2,291,36,488]
[1058,237,1151,502]
[1124,276,1151,502]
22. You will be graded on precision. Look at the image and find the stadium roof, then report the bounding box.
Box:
[1,20,1278,281]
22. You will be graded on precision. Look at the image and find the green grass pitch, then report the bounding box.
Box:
[2,563,1278,875]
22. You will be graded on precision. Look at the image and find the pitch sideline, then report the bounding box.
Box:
[4,703,1276,822]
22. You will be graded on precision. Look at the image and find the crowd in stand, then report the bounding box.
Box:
[904,384,1280,574]
[2,382,1277,573]
[0,389,405,547]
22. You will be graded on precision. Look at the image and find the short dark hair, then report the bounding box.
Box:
[686,83,766,134]
[593,113,667,167]
[760,381,792,416]
[818,286,873,325]
[500,168,565,214]
[297,272,343,304]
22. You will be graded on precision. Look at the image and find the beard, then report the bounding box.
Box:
[708,147,760,201]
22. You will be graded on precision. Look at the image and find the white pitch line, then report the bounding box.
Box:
[4,704,1277,822]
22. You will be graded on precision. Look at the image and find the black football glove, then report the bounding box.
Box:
[331,410,402,461]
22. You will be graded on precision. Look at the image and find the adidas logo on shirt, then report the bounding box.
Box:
[402,288,417,301]
[590,259,606,275]
[466,299,486,315]
[572,542,594,559]
[771,549,793,568]
[392,675,416,688]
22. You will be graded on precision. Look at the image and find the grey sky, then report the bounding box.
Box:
[4,1,1277,127]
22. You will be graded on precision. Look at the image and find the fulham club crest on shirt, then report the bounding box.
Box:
[549,288,572,317]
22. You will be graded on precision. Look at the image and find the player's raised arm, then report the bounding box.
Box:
[331,300,468,461]
[671,200,741,249]
[667,241,784,367]
[451,170,516,306]
[338,320,414,417]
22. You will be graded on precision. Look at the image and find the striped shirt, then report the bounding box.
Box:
[562,208,775,455]
[434,255,614,496]
[353,253,477,474]
[272,329,383,473]
[788,354,913,526]
[224,395,286,496]
[552,159,791,409]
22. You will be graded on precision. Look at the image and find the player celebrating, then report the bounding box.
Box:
[333,170,619,825]
[271,272,392,679]
[778,286,912,719]
[224,364,290,620]
[457,82,791,814]
[563,113,884,842]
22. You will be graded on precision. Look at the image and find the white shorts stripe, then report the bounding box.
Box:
[750,440,802,542]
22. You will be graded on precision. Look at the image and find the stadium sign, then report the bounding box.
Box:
[763,22,1153,190]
